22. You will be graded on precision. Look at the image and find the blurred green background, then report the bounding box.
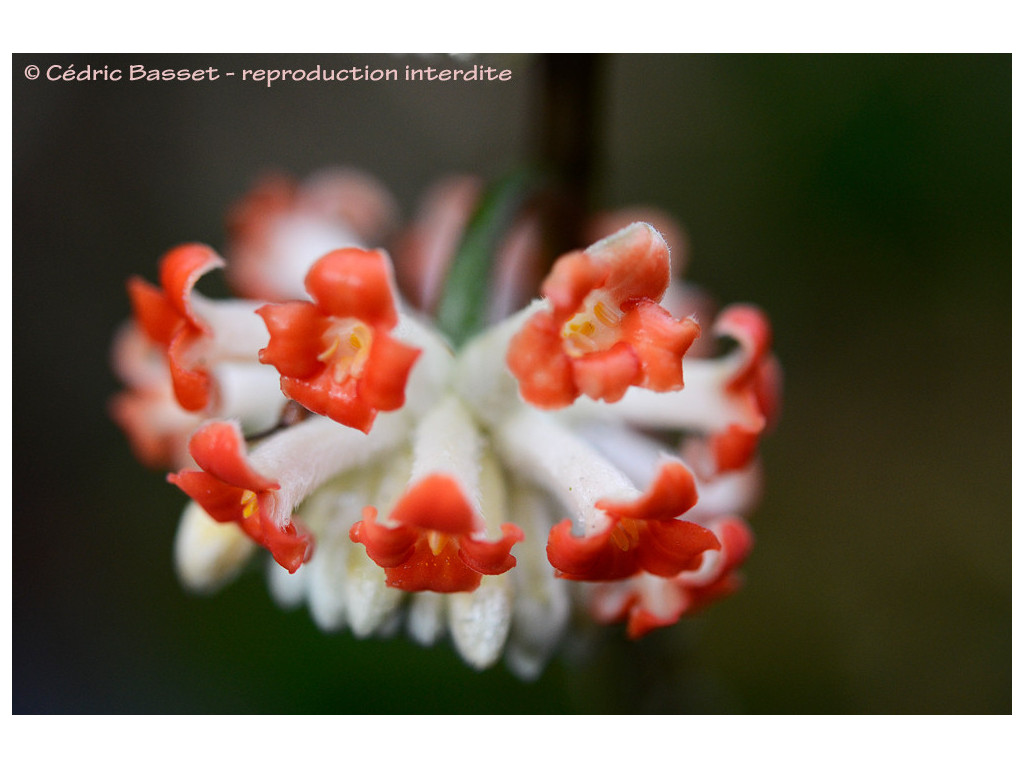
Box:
[13,53,1010,713]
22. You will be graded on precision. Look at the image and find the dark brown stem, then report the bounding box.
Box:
[535,53,605,263]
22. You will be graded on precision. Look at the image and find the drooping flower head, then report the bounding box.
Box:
[112,167,781,681]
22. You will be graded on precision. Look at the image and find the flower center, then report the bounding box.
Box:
[318,320,373,383]
[561,297,621,357]
[609,518,642,551]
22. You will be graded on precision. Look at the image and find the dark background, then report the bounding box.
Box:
[13,53,1010,713]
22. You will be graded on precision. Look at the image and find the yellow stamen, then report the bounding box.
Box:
[621,517,641,544]
[561,297,622,356]
[427,531,449,556]
[240,490,258,519]
[593,301,617,327]
[316,335,340,363]
[318,322,373,383]
[609,518,641,551]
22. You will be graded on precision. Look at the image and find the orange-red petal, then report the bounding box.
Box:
[388,474,477,534]
[541,249,606,322]
[349,507,420,568]
[589,222,671,307]
[618,300,700,391]
[547,518,640,581]
[185,421,277,491]
[458,523,524,576]
[710,424,762,473]
[358,334,421,412]
[126,244,225,412]
[278,374,376,434]
[625,593,688,640]
[128,243,223,343]
[166,326,213,411]
[707,305,783,472]
[257,302,332,379]
[571,342,640,403]
[683,517,755,612]
[304,248,398,328]
[596,461,699,522]
[127,277,180,347]
[506,312,577,409]
[634,518,721,578]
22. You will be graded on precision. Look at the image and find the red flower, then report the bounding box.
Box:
[224,170,399,301]
[126,243,224,411]
[591,517,754,639]
[168,421,313,573]
[707,305,783,472]
[109,324,203,468]
[350,474,524,593]
[546,461,720,582]
[507,223,700,409]
[257,248,421,433]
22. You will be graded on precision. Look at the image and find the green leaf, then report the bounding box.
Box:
[435,170,539,348]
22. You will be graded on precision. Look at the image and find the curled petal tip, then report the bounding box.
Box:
[127,277,180,347]
[596,460,699,521]
[540,249,605,321]
[618,301,700,392]
[186,421,279,491]
[158,243,225,328]
[583,221,671,303]
[458,523,524,576]
[349,507,419,568]
[256,302,331,379]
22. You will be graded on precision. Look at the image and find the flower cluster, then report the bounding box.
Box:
[111,169,781,679]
